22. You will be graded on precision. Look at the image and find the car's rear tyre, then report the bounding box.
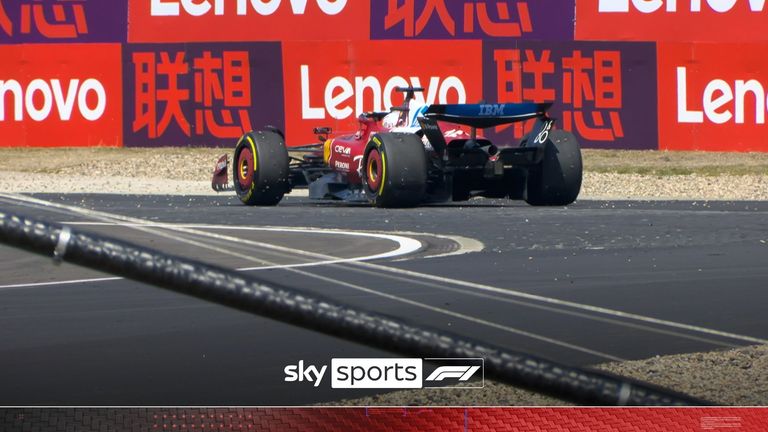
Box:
[233,130,289,206]
[525,130,582,206]
[363,133,427,208]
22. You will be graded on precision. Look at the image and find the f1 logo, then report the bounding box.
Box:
[425,366,481,382]
[423,358,484,388]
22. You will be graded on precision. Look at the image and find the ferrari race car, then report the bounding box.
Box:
[212,87,582,208]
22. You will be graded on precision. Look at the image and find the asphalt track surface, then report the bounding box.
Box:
[1,193,767,405]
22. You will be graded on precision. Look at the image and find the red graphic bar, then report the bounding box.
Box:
[2,408,768,431]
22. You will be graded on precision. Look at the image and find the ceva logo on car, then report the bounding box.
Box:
[151,0,348,16]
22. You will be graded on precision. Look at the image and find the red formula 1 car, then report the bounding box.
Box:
[212,88,582,208]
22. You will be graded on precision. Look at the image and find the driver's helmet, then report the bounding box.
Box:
[382,111,400,129]
[382,99,430,129]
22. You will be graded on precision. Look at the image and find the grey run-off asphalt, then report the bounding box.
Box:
[0,193,766,405]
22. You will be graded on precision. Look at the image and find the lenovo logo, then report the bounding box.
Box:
[677,66,768,125]
[151,0,348,17]
[300,65,466,120]
[599,0,766,13]
[0,78,106,122]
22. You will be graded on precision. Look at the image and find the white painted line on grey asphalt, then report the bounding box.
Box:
[0,223,421,289]
[160,219,768,346]
[278,263,627,362]
[366,265,768,346]
[2,192,766,348]
[420,235,484,258]
[0,277,123,290]
[383,231,485,260]
[114,208,768,347]
[0,193,625,361]
[63,222,423,270]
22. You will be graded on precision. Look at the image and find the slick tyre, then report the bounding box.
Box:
[525,130,582,206]
[363,133,427,208]
[233,130,289,206]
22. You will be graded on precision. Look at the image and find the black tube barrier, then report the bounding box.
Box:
[0,210,711,406]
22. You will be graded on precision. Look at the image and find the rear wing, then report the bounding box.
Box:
[424,103,552,128]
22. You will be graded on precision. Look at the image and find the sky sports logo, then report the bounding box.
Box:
[284,358,483,389]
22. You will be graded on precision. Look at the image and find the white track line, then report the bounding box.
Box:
[129,221,742,349]
[0,194,625,361]
[201,227,768,346]
[63,224,483,261]
[385,231,485,260]
[2,192,766,347]
[63,222,423,270]
[270,264,626,362]
[128,219,768,346]
[0,277,123,290]
[182,225,757,349]
[0,224,421,289]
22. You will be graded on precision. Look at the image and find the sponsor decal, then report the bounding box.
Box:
[353,155,364,175]
[334,160,350,170]
[334,145,352,155]
[596,0,766,14]
[479,104,506,116]
[283,40,482,144]
[658,42,768,151]
[370,0,574,40]
[0,79,106,122]
[123,43,284,147]
[576,0,768,42]
[283,358,483,389]
[0,44,122,147]
[0,0,126,43]
[149,0,349,16]
[482,41,658,149]
[300,65,466,121]
[129,0,368,42]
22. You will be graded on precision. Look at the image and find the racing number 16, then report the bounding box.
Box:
[534,120,555,145]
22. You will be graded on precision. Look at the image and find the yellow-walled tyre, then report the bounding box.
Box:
[362,133,427,208]
[233,130,289,206]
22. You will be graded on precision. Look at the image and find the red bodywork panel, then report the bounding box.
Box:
[326,116,385,185]
[326,115,474,185]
